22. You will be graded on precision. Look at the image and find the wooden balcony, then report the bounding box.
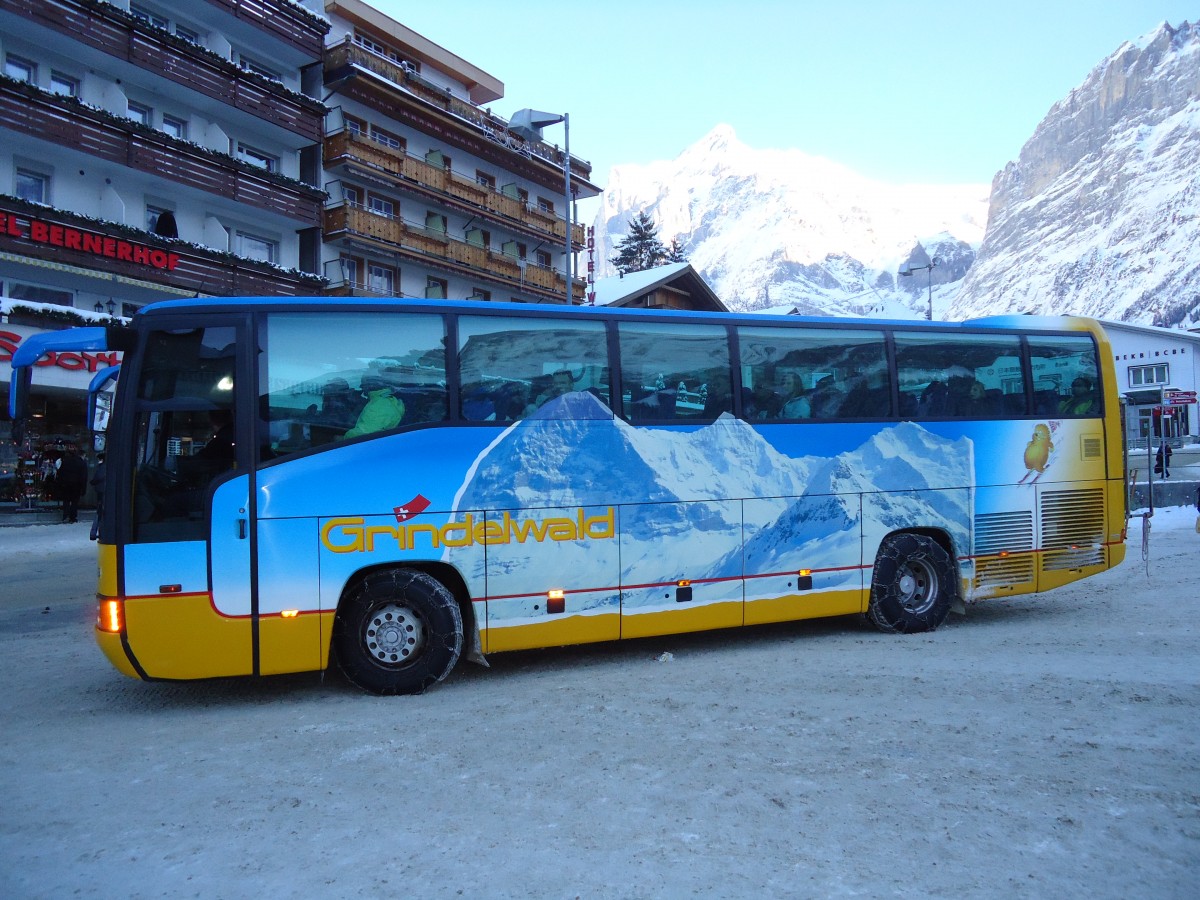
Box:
[325,39,598,197]
[202,0,329,58]
[0,197,325,297]
[0,79,325,226]
[325,204,585,302]
[325,129,585,246]
[0,0,326,140]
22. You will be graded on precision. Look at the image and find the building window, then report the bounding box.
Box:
[8,282,74,306]
[1130,364,1169,387]
[536,196,555,214]
[476,171,496,190]
[369,125,404,150]
[238,55,281,83]
[425,277,447,300]
[342,184,362,206]
[15,168,48,203]
[367,263,395,294]
[236,143,278,173]
[344,115,365,136]
[5,54,36,84]
[535,249,553,268]
[367,194,395,217]
[469,288,492,301]
[174,24,201,44]
[340,255,361,286]
[127,101,153,126]
[50,71,79,97]
[145,205,177,235]
[237,232,277,264]
[161,114,187,140]
[129,4,169,30]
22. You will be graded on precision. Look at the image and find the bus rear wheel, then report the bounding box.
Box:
[867,533,955,634]
[333,569,463,695]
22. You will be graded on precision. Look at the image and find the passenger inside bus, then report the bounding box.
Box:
[779,372,810,418]
[1058,376,1097,416]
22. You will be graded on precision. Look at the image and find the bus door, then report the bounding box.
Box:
[123,319,258,680]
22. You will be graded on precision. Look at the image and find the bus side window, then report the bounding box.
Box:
[617,323,731,422]
[1028,334,1101,417]
[894,332,1025,420]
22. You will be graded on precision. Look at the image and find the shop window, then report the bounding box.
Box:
[15,168,49,204]
[50,72,78,97]
[4,54,36,84]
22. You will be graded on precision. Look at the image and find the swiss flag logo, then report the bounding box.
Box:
[393,494,431,523]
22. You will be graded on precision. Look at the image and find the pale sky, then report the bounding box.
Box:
[369,1,1194,191]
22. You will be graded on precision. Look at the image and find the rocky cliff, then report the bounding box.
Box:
[950,20,1200,325]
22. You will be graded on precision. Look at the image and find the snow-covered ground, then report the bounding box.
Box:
[1,508,1197,898]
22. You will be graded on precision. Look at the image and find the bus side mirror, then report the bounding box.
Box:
[9,366,32,420]
[90,390,113,434]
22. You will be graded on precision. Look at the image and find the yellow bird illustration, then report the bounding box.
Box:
[1019,423,1054,483]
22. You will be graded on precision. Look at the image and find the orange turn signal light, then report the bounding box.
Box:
[97,599,123,633]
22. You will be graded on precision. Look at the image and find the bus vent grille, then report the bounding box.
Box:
[1081,435,1103,459]
[974,511,1034,587]
[1041,489,1105,571]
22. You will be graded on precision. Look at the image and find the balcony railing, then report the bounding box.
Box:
[325,203,584,303]
[203,0,330,57]
[0,78,325,225]
[324,128,585,246]
[325,38,594,184]
[0,0,326,139]
[0,196,325,297]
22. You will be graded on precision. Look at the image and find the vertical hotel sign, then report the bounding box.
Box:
[0,210,180,271]
[586,225,596,305]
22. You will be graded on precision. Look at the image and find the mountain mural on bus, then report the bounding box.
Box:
[449,392,974,625]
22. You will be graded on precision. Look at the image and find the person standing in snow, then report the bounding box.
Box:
[56,448,88,524]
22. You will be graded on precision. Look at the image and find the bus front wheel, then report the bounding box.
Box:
[867,533,955,634]
[333,569,463,695]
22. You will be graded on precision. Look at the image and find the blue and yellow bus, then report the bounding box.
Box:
[8,299,1127,694]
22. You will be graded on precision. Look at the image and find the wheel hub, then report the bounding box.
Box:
[897,561,937,614]
[364,602,426,665]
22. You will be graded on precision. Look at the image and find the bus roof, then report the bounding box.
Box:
[133,296,1098,334]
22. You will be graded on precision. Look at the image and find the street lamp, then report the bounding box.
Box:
[900,257,939,320]
[510,108,572,301]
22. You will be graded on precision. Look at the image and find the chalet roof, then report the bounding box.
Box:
[591,263,727,312]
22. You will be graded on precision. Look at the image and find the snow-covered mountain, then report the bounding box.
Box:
[450,394,973,624]
[593,124,989,317]
[950,20,1200,326]
[593,21,1198,325]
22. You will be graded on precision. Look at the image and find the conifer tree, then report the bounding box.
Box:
[610,211,668,275]
[663,236,687,264]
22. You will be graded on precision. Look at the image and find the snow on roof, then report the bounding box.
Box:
[590,263,711,308]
